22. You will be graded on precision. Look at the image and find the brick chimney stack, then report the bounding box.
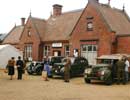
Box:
[21,18,25,26]
[88,0,99,3]
[53,4,62,16]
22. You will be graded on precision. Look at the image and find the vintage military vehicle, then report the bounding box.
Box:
[51,57,89,77]
[84,54,130,85]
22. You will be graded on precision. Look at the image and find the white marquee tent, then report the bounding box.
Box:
[0,44,23,69]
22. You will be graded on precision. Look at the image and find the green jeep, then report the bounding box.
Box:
[84,54,130,85]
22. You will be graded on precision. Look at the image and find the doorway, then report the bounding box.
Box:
[53,50,61,56]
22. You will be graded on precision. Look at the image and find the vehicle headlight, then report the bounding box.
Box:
[58,66,61,69]
[85,69,91,74]
[101,71,105,75]
[60,67,64,72]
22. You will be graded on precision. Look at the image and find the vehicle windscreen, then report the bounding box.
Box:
[101,59,112,64]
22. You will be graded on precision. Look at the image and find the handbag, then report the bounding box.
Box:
[4,69,8,73]
[4,65,8,73]
[42,71,47,78]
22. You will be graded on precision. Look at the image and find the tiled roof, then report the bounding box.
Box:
[4,1,130,44]
[43,9,83,41]
[31,2,130,41]
[30,17,46,40]
[3,26,24,44]
[29,9,83,42]
[98,4,130,35]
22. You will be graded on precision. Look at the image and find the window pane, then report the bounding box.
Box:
[88,46,92,51]
[93,46,97,51]
[45,46,47,50]
[66,46,69,51]
[82,45,86,51]
[65,45,70,56]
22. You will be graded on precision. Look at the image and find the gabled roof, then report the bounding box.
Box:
[30,17,46,41]
[33,1,130,41]
[43,9,83,41]
[23,9,83,42]
[3,26,24,44]
[95,3,130,35]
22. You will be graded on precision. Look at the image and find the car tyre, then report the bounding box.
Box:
[105,76,113,85]
[84,78,91,83]
[36,67,42,75]
[27,71,33,75]
[48,75,53,78]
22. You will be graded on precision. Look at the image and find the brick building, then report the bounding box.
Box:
[3,0,130,64]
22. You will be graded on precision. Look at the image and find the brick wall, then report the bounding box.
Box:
[117,36,130,54]
[19,17,41,61]
[70,2,115,57]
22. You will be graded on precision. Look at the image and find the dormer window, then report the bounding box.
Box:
[87,22,93,31]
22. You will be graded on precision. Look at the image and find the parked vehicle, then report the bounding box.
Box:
[51,57,89,77]
[27,56,64,75]
[27,61,44,75]
[84,54,130,85]
[48,56,64,66]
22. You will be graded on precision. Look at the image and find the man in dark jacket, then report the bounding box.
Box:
[116,57,126,84]
[64,56,71,82]
[16,56,24,80]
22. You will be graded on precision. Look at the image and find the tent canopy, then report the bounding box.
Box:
[0,44,23,69]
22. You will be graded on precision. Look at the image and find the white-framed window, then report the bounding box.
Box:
[24,44,32,61]
[44,46,50,56]
[81,44,97,65]
[64,45,70,56]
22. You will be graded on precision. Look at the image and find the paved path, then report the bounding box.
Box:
[0,70,130,100]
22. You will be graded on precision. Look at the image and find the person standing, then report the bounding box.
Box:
[16,56,24,80]
[8,57,15,80]
[64,56,71,82]
[42,56,50,81]
[124,57,130,82]
[116,57,126,84]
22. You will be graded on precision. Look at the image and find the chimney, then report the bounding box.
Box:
[88,0,99,3]
[122,4,125,12]
[21,18,25,26]
[53,4,62,16]
[96,0,99,2]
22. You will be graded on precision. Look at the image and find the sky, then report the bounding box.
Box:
[0,0,130,33]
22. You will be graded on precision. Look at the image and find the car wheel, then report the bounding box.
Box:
[105,76,113,85]
[48,75,53,78]
[84,78,91,83]
[27,71,33,75]
[36,68,42,75]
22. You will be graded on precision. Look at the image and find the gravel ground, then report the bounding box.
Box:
[0,69,130,100]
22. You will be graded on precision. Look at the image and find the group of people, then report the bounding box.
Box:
[7,56,24,80]
[7,55,71,82]
[116,56,130,84]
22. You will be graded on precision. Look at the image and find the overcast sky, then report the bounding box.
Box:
[0,0,130,33]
